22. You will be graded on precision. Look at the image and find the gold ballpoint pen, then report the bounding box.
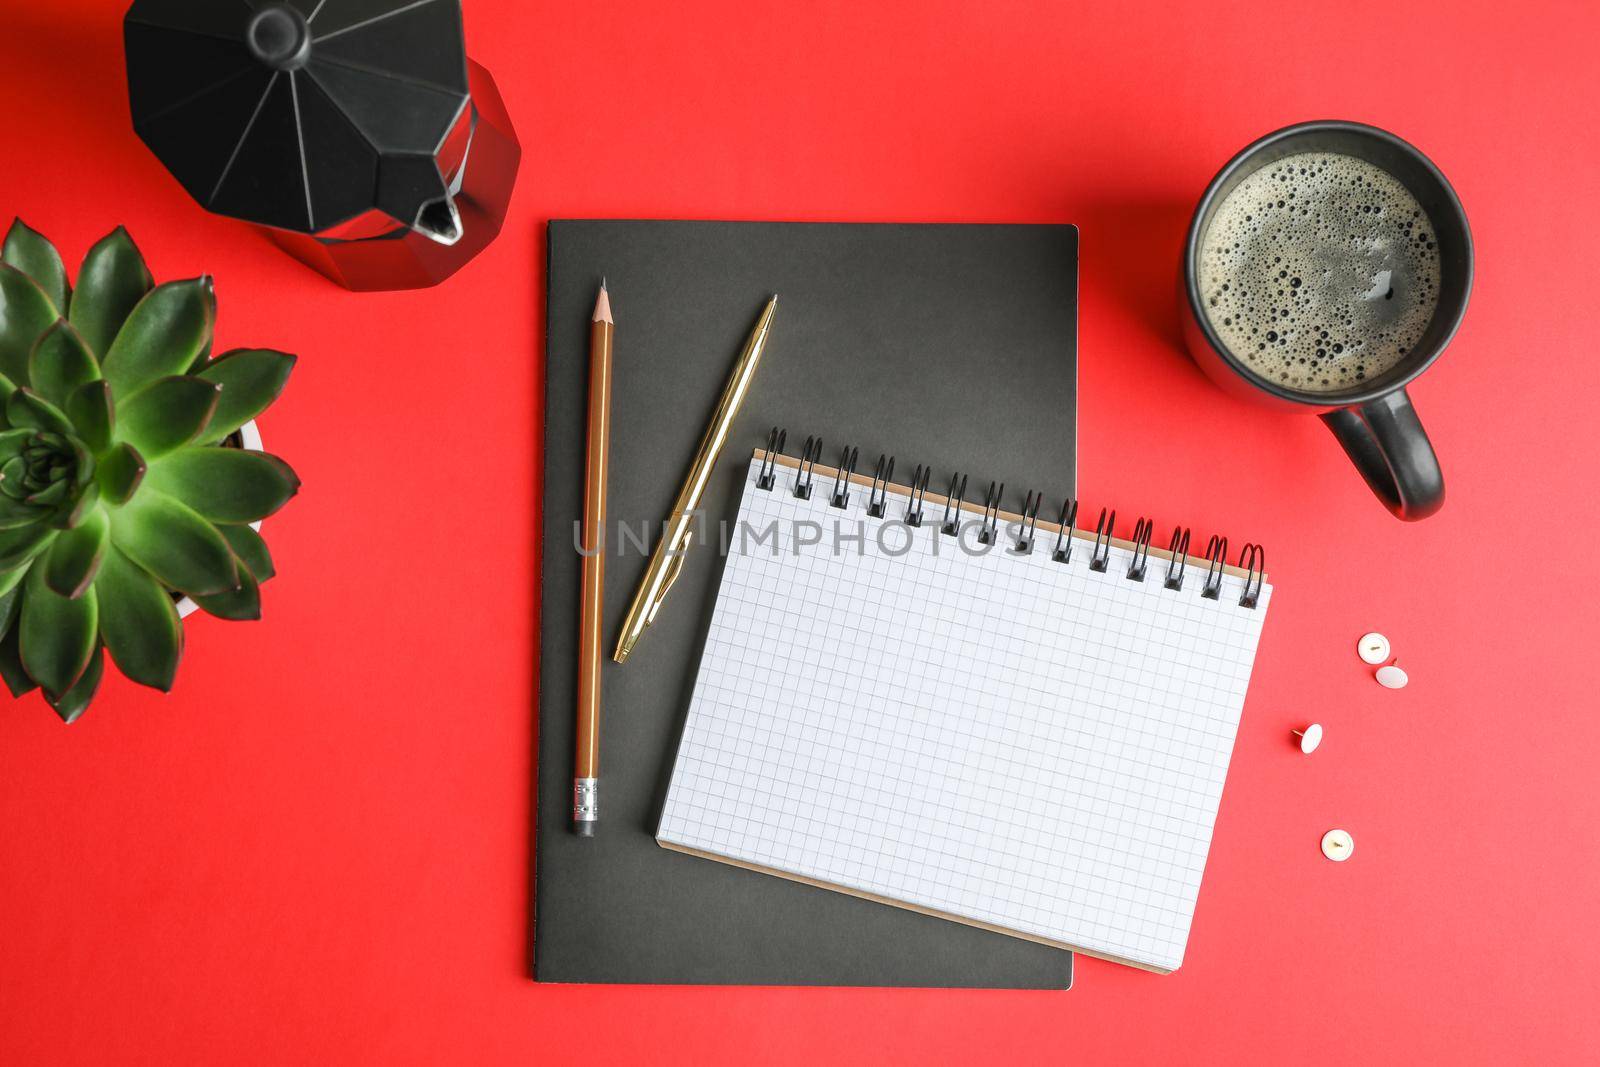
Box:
[613,295,778,663]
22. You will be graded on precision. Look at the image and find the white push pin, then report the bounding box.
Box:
[1321,828,1354,861]
[1358,632,1391,665]
[1375,663,1409,689]
[1292,723,1323,754]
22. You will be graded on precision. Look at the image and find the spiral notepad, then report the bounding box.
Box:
[657,434,1273,974]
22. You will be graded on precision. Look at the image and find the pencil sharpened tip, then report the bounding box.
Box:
[593,280,613,324]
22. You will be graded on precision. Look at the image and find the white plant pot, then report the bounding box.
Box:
[175,419,264,620]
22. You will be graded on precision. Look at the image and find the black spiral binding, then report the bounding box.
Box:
[757,427,785,490]
[1090,507,1116,571]
[1201,535,1228,600]
[1013,491,1041,554]
[794,435,822,499]
[905,465,931,527]
[755,431,1265,609]
[830,446,858,509]
[978,481,1004,545]
[941,473,968,536]
[1238,544,1265,608]
[1164,527,1192,590]
[867,455,894,517]
[1052,498,1079,563]
[1127,518,1154,581]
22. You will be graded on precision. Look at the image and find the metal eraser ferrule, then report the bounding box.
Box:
[573,778,598,832]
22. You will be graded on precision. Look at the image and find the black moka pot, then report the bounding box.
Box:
[124,0,520,290]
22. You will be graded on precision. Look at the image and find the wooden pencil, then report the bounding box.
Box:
[573,279,613,836]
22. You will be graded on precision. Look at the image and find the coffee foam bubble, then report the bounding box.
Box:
[1198,151,1441,394]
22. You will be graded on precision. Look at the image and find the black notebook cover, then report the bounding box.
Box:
[537,220,1078,986]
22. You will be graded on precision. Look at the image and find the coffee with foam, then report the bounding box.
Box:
[1198,151,1440,394]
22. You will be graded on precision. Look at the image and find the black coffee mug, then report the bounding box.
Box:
[1181,120,1472,521]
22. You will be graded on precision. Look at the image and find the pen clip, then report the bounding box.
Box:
[646,530,692,627]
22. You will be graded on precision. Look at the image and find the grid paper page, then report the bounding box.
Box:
[658,458,1273,972]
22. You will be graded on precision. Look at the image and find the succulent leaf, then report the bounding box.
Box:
[0,523,53,571]
[65,380,114,454]
[0,559,25,597]
[219,523,274,581]
[8,388,75,435]
[27,478,70,509]
[2,220,69,316]
[0,263,58,386]
[101,278,214,399]
[143,449,300,524]
[193,563,261,621]
[56,483,101,532]
[67,436,96,487]
[44,506,108,599]
[97,442,147,505]
[94,547,181,691]
[19,564,98,695]
[0,496,40,529]
[195,350,296,446]
[46,643,104,723]
[0,578,17,636]
[118,377,220,458]
[69,227,153,359]
[109,489,237,596]
[28,320,100,410]
[64,383,114,454]
[0,616,35,696]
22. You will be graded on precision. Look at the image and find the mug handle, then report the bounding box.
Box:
[1320,388,1444,521]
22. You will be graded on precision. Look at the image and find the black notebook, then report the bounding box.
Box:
[536,220,1079,986]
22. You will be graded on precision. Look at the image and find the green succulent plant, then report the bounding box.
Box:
[0,219,299,722]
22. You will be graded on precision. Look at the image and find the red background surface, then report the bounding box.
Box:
[3,1,1598,1063]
